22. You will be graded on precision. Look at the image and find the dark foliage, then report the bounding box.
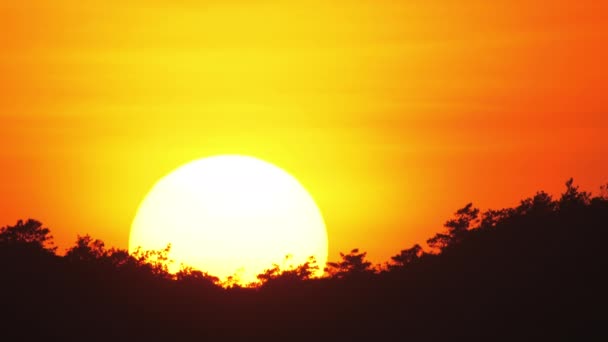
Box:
[0,219,56,253]
[1,179,606,340]
[388,244,423,269]
[325,248,375,278]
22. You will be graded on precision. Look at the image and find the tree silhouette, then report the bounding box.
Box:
[65,235,107,263]
[257,256,320,286]
[480,208,513,229]
[0,219,56,252]
[516,191,556,215]
[427,203,479,250]
[325,248,374,278]
[388,244,423,269]
[559,177,590,209]
[176,266,220,288]
[130,244,173,278]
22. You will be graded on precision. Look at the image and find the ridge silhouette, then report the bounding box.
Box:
[0,179,606,340]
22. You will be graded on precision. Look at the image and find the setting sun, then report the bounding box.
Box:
[1,0,606,338]
[129,155,328,283]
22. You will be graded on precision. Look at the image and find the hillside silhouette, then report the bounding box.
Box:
[1,179,606,340]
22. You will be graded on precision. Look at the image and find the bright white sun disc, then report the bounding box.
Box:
[129,155,328,284]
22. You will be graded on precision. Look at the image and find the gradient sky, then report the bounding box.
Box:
[1,0,607,265]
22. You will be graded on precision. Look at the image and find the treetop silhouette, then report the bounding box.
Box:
[0,219,56,252]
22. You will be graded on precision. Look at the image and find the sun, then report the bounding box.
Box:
[129,155,328,284]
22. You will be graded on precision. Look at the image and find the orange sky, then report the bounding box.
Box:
[1,0,607,265]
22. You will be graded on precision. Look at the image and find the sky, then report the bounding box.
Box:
[1,0,607,265]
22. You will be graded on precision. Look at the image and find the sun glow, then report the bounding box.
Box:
[129,155,328,284]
